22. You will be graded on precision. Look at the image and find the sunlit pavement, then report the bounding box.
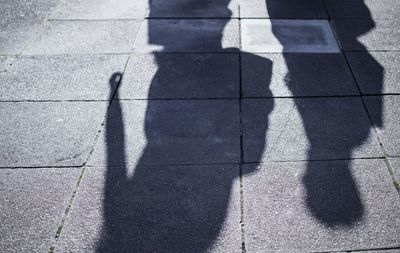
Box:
[1,0,400,252]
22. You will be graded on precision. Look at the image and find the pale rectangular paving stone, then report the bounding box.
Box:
[242,97,382,162]
[325,0,400,20]
[241,53,358,97]
[23,20,141,55]
[364,95,400,157]
[332,19,400,51]
[89,100,240,166]
[148,0,238,18]
[0,168,80,253]
[134,19,239,53]
[242,159,400,252]
[239,0,328,19]
[346,52,400,94]
[241,19,339,53]
[55,165,241,253]
[118,53,239,99]
[49,0,148,20]
[0,0,59,54]
[0,55,128,101]
[0,102,108,167]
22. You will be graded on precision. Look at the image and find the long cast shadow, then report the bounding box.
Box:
[266,0,383,226]
[97,1,272,252]
[97,1,382,252]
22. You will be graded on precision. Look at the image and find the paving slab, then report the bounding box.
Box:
[0,56,14,72]
[55,165,241,252]
[0,0,59,54]
[242,97,382,162]
[239,0,328,19]
[241,19,339,53]
[0,0,58,21]
[357,250,400,253]
[364,95,400,157]
[325,0,400,20]
[241,53,358,97]
[388,158,400,185]
[0,57,5,72]
[0,102,108,167]
[0,168,80,253]
[89,100,240,166]
[332,19,400,51]
[134,19,239,53]
[0,21,42,55]
[148,0,238,18]
[118,53,239,99]
[23,20,141,55]
[49,0,148,20]
[346,52,400,95]
[242,159,400,252]
[0,55,128,101]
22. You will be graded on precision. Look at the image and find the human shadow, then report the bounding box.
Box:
[97,1,382,251]
[97,1,272,252]
[266,0,383,226]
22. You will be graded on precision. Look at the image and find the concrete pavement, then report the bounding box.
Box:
[1,0,400,252]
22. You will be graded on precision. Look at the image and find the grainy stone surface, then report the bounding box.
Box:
[325,0,400,20]
[0,55,128,100]
[241,53,358,97]
[243,159,400,252]
[242,98,382,162]
[23,20,142,55]
[388,158,400,185]
[358,250,400,253]
[0,102,108,167]
[0,168,80,253]
[2,0,399,252]
[118,53,239,99]
[346,52,400,95]
[89,100,240,166]
[241,19,339,53]
[148,0,238,18]
[1,21,38,54]
[364,95,400,157]
[0,56,13,72]
[49,0,148,20]
[0,0,59,54]
[134,19,239,53]
[332,19,400,51]
[239,0,328,18]
[55,165,242,253]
